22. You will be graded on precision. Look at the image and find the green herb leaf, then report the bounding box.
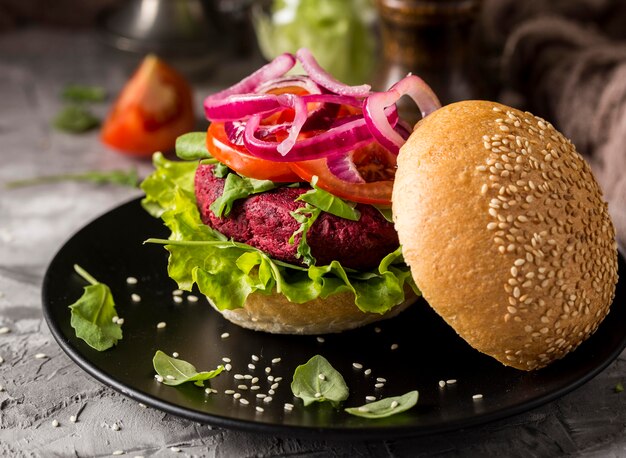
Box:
[289,204,321,266]
[153,350,224,386]
[291,355,349,407]
[61,84,107,103]
[5,168,139,189]
[615,382,624,393]
[210,173,276,217]
[68,264,122,351]
[175,132,213,160]
[345,390,418,418]
[373,205,394,223]
[52,105,100,133]
[140,154,418,312]
[297,176,360,221]
[212,162,230,178]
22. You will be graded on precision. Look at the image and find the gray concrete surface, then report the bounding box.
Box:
[0,28,625,457]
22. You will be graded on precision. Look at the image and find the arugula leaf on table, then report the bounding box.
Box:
[175,132,214,161]
[5,168,139,189]
[52,105,100,133]
[210,173,277,217]
[297,176,360,221]
[345,390,418,418]
[61,84,107,103]
[289,204,321,266]
[153,350,224,386]
[68,264,122,351]
[291,355,349,407]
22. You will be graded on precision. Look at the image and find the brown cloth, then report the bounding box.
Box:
[479,0,626,247]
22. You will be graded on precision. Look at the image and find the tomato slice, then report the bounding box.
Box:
[289,143,396,205]
[206,122,300,182]
[101,55,195,157]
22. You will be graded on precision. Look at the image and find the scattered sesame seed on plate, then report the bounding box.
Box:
[51,419,59,427]
[34,353,47,359]
[172,290,183,296]
[112,450,124,456]
[374,383,385,389]
[112,423,120,431]
[374,327,381,333]
[173,296,183,304]
[265,367,271,374]
[271,382,279,390]
[170,446,181,452]
[238,384,248,390]
[274,377,283,382]
[316,337,325,343]
[131,293,141,302]
[225,364,232,371]
[358,406,369,412]
[268,389,275,395]
[239,398,249,405]
[0,326,10,334]
[390,343,399,350]
[391,401,399,409]
[244,375,253,380]
[446,379,457,385]
[271,357,281,364]
[251,386,260,391]
[139,403,147,408]
[438,380,446,388]
[155,375,164,383]
[318,373,326,381]
[222,357,231,363]
[256,394,266,399]
[365,396,376,402]
[172,352,179,358]
[187,295,199,303]
[126,276,138,285]
[284,403,294,411]
[473,394,484,400]
[225,390,235,395]
[251,377,259,384]
[116,318,124,325]
[221,332,230,339]
[70,415,77,423]
[251,354,259,362]
[364,369,372,376]
[166,375,175,380]
[248,363,256,370]
[314,392,322,398]
[233,393,241,399]
[255,406,264,413]
[112,316,119,323]
[376,377,386,383]
[234,374,244,380]
[156,322,166,329]
[352,362,363,369]
[263,396,273,403]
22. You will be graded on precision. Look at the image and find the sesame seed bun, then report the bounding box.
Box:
[208,287,417,334]
[393,100,618,370]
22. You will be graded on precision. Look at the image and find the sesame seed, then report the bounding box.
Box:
[34,353,47,359]
[234,374,244,380]
[268,389,275,395]
[250,386,260,391]
[439,380,446,388]
[365,396,376,402]
[248,363,255,370]
[256,393,266,399]
[263,396,273,403]
[170,447,181,453]
[391,401,399,409]
[265,367,271,374]
[155,375,164,382]
[251,355,259,362]
[126,277,138,285]
[117,318,124,325]
[364,369,372,375]
[376,377,386,383]
[284,403,294,411]
[222,357,231,363]
[238,385,248,390]
[446,379,457,385]
[156,322,166,329]
[233,393,241,399]
[271,382,279,390]
[0,327,10,334]
[358,406,370,412]
[251,377,259,384]
[256,406,264,413]
[131,293,141,302]
[244,375,252,380]
[274,377,283,382]
[352,362,363,369]
[205,388,217,394]
[166,375,175,380]
[225,390,235,395]
[267,375,274,382]
[70,415,77,423]
[172,290,183,296]
[239,398,249,405]
[271,358,281,364]
[112,451,124,456]
[375,383,384,389]
[51,419,59,427]
[187,295,199,303]
[112,316,119,323]
[391,343,399,350]
[173,296,183,304]
[221,332,230,339]
[472,394,483,400]
[316,337,325,343]
[374,327,381,333]
[112,423,120,431]
[314,392,322,398]
[318,373,326,381]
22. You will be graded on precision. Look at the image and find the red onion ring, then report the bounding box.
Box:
[326,150,367,184]
[363,74,441,154]
[296,48,371,97]
[205,94,286,121]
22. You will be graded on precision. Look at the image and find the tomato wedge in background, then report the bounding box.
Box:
[290,142,396,206]
[206,122,300,182]
[101,55,195,157]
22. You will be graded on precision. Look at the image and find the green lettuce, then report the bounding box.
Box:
[140,154,418,313]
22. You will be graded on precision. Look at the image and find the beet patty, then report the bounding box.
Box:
[194,164,399,270]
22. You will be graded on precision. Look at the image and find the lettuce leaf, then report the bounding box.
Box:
[140,154,419,313]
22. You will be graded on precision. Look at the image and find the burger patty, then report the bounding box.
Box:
[194,164,399,270]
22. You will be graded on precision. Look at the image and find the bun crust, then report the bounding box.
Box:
[393,100,618,370]
[209,287,417,335]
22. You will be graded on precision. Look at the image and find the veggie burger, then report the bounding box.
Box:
[143,49,619,370]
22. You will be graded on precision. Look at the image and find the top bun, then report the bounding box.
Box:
[393,100,618,370]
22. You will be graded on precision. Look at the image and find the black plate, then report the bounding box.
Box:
[42,198,626,439]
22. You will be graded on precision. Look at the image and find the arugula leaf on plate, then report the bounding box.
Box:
[175,132,214,161]
[345,390,418,418]
[291,355,349,407]
[210,173,277,217]
[297,176,360,221]
[153,350,224,386]
[289,204,321,266]
[68,264,122,351]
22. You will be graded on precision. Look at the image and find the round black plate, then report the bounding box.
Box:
[42,198,626,439]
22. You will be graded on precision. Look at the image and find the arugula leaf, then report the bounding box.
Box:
[291,355,349,407]
[212,162,230,178]
[373,205,394,223]
[297,176,360,221]
[210,173,276,217]
[68,264,122,351]
[61,84,106,103]
[153,350,223,386]
[52,105,100,133]
[345,391,418,418]
[5,169,138,189]
[289,204,321,266]
[175,132,213,161]
[140,154,418,312]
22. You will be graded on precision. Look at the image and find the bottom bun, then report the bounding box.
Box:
[208,288,418,335]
